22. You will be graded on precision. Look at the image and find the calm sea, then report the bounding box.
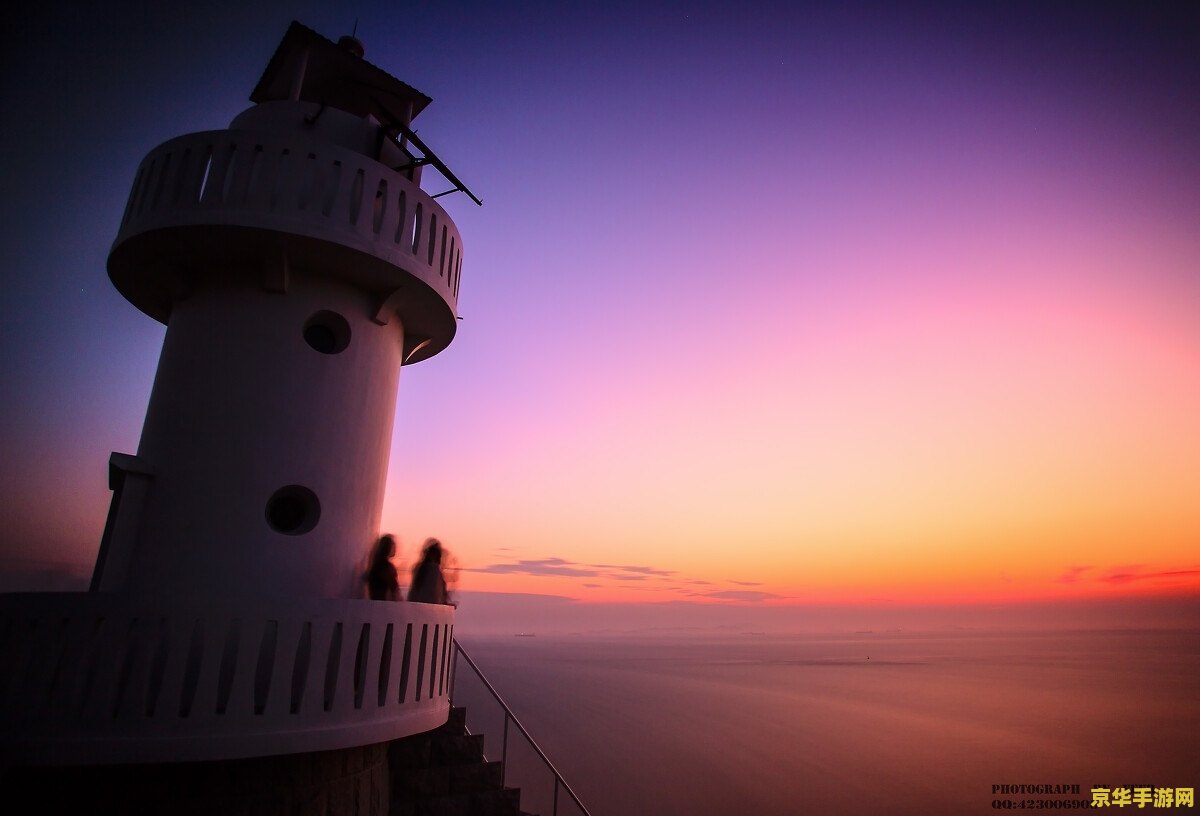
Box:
[453,630,1200,816]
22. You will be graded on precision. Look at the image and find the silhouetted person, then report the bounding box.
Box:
[364,534,400,601]
[408,538,448,605]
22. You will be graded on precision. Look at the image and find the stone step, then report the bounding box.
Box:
[392,760,503,797]
[390,786,523,816]
[389,733,434,769]
[390,729,486,766]
[439,706,467,735]
[449,760,503,793]
[388,705,530,816]
[430,733,485,765]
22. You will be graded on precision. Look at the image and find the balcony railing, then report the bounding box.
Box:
[114,129,464,304]
[107,128,464,362]
[0,592,453,765]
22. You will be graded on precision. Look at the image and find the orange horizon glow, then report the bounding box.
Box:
[443,563,1200,607]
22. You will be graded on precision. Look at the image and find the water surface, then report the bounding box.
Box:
[454,630,1200,815]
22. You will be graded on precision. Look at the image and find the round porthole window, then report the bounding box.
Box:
[303,310,351,354]
[266,485,320,534]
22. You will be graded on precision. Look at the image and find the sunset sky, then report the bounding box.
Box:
[2,1,1197,625]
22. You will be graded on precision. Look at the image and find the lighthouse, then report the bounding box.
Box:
[94,22,472,601]
[1,22,473,812]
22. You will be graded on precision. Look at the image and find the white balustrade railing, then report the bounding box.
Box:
[0,592,453,765]
[112,128,464,310]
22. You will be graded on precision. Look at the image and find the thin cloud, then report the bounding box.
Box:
[590,563,676,577]
[1099,567,1200,585]
[1095,564,1146,584]
[1057,565,1093,584]
[469,558,601,578]
[465,557,778,597]
[468,556,677,581]
[1155,569,1200,578]
[702,590,782,602]
[1053,563,1200,586]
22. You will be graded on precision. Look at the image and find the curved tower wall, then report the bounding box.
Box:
[123,272,404,599]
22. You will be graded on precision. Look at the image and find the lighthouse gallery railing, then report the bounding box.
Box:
[0,592,453,765]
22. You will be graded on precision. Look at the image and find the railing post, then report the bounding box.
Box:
[554,777,560,816]
[501,712,509,785]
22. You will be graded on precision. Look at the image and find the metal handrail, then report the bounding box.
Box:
[449,640,591,816]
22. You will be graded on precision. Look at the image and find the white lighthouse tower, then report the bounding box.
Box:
[1,23,474,812]
[94,22,472,601]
